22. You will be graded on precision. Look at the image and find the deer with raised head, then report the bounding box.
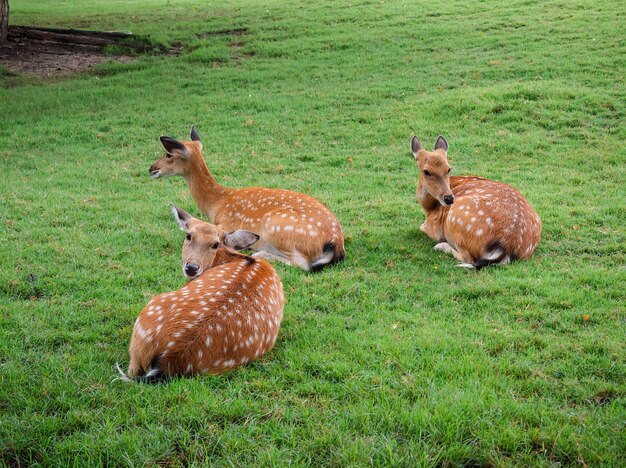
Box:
[117,205,285,382]
[148,126,345,272]
[411,134,541,268]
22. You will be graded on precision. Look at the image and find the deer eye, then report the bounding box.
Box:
[166,153,173,159]
[185,233,191,241]
[447,168,451,174]
[211,242,220,249]
[423,170,431,177]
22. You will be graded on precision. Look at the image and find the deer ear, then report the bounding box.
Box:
[170,204,193,231]
[434,135,448,152]
[224,230,260,250]
[160,136,190,158]
[411,135,422,159]
[190,125,201,142]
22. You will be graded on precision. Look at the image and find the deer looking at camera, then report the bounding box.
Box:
[117,206,285,382]
[411,135,541,269]
[148,126,345,272]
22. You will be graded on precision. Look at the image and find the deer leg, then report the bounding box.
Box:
[420,221,437,238]
[253,250,312,271]
[434,242,476,265]
[433,243,477,268]
[252,250,289,263]
[420,218,444,241]
[251,249,301,268]
[434,242,462,258]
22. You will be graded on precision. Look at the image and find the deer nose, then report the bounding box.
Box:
[184,263,200,278]
[443,194,455,205]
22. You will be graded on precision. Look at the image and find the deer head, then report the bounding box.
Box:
[170,205,259,279]
[149,126,204,179]
[411,135,455,207]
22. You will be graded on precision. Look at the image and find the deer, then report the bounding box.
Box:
[116,205,285,382]
[148,126,345,272]
[410,134,541,269]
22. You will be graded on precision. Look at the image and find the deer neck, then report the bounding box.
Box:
[185,158,229,222]
[212,247,254,268]
[417,181,450,241]
[417,180,443,214]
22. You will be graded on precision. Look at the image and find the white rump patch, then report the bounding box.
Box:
[484,248,503,261]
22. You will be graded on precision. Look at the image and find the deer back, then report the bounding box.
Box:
[128,255,284,378]
[445,176,542,261]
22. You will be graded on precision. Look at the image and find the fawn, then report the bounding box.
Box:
[149,126,345,272]
[411,135,541,268]
[117,205,285,382]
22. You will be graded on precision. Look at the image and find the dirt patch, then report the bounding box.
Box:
[229,39,254,65]
[0,36,136,77]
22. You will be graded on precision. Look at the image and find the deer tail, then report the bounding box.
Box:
[311,240,345,272]
[114,355,164,384]
[472,241,512,270]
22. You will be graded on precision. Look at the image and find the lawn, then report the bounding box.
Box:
[1,0,624,465]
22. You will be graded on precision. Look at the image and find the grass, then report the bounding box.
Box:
[1,0,624,465]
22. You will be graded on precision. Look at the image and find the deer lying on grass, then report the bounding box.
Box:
[117,205,285,382]
[411,135,541,269]
[149,126,345,272]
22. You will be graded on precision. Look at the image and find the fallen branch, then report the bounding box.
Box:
[11,25,133,39]
[7,25,152,51]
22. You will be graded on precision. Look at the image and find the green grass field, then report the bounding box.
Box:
[1,0,624,465]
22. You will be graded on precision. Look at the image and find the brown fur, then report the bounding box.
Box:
[149,129,345,271]
[412,135,541,267]
[126,214,284,379]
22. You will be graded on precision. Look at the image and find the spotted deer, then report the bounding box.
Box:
[116,205,285,382]
[411,134,541,268]
[148,126,345,272]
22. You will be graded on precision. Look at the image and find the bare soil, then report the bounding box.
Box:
[0,36,135,77]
